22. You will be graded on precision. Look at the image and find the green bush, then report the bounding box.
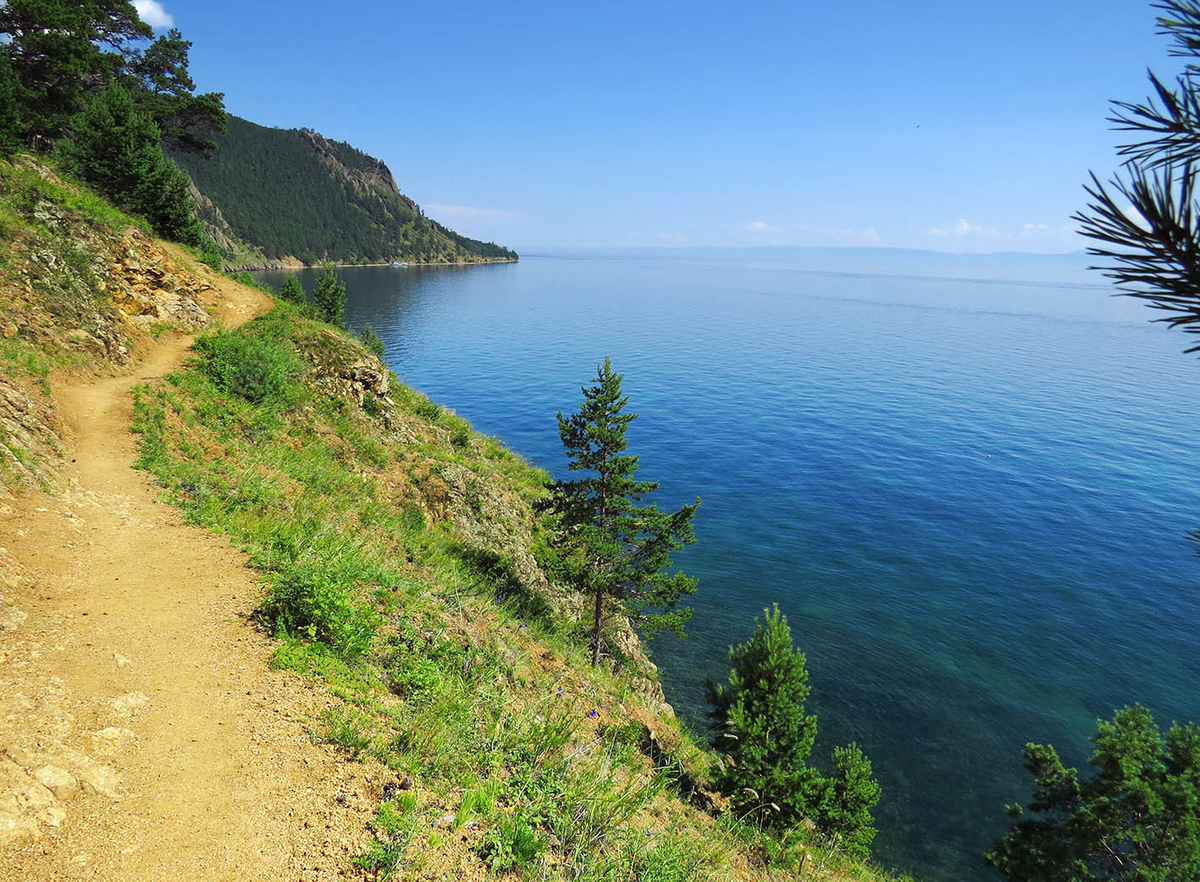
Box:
[388,655,443,702]
[707,606,881,852]
[312,263,346,326]
[706,605,825,828]
[259,564,376,656]
[278,276,306,306]
[193,327,299,407]
[359,323,385,359]
[482,814,544,873]
[192,235,223,271]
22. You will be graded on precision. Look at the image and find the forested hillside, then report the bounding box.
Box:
[171,116,517,265]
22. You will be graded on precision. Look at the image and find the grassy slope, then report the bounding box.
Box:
[128,302,909,882]
[0,155,168,494]
[0,157,907,881]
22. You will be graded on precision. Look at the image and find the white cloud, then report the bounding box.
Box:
[133,0,174,28]
[1122,204,1151,230]
[924,218,1000,238]
[745,220,780,233]
[424,204,523,225]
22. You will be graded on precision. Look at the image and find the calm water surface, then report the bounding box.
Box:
[257,250,1200,881]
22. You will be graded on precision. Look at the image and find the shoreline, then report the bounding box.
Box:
[226,257,519,272]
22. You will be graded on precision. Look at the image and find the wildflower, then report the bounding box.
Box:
[586,709,598,719]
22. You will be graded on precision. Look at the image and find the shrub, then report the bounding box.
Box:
[359,323,385,359]
[817,742,880,858]
[192,235,223,271]
[482,814,544,873]
[312,263,346,325]
[259,564,376,656]
[193,327,299,407]
[278,276,306,306]
[707,605,880,850]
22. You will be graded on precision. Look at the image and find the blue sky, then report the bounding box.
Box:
[138,0,1173,253]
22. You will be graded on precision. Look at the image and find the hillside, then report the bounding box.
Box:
[0,158,902,882]
[170,116,518,267]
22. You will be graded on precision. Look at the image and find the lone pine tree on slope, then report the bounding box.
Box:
[546,358,699,666]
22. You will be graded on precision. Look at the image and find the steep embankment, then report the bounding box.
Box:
[0,160,397,877]
[0,158,901,882]
[171,116,517,268]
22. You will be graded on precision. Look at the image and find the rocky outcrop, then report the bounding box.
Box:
[0,380,58,496]
[0,158,217,497]
[105,233,212,331]
[299,129,419,215]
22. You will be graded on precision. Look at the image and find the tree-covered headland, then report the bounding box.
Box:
[0,1,515,268]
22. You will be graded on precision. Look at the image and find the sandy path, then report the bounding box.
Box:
[0,290,382,880]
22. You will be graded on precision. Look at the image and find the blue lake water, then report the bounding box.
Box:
[256,249,1200,881]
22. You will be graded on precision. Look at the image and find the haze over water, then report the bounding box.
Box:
[258,250,1200,881]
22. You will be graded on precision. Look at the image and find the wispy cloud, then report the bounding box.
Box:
[424,204,523,225]
[133,0,174,28]
[1122,204,1151,230]
[924,218,1000,238]
[745,220,780,233]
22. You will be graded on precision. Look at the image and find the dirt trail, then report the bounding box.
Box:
[0,286,381,880]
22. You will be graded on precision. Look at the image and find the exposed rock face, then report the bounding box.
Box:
[106,233,212,330]
[299,129,419,215]
[0,159,217,497]
[186,181,238,253]
[0,380,58,495]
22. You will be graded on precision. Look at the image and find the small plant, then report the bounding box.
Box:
[482,814,544,873]
[191,235,223,271]
[318,705,373,758]
[415,399,442,422]
[387,655,442,702]
[359,323,385,359]
[259,564,377,656]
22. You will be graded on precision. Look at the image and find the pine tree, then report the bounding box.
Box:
[817,743,881,858]
[546,358,699,666]
[988,705,1200,882]
[0,0,151,145]
[0,54,19,152]
[61,81,203,243]
[278,276,306,306]
[706,605,826,828]
[1074,1,1200,354]
[312,264,346,326]
[127,27,226,153]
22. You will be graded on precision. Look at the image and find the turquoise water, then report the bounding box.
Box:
[256,250,1200,881]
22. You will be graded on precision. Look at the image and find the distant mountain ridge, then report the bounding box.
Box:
[170,116,516,267]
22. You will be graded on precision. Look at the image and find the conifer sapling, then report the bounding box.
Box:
[545,358,699,666]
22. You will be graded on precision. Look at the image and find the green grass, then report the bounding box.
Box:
[128,304,909,882]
